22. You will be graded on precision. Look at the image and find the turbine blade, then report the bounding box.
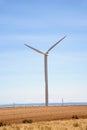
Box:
[46,36,66,53]
[24,44,45,55]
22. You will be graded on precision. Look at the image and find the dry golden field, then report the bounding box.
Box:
[0,106,87,124]
[0,119,87,130]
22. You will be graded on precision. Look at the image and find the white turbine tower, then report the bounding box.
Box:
[24,36,66,106]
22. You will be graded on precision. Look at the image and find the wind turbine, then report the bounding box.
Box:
[24,36,66,106]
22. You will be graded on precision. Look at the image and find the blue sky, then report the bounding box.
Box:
[0,0,87,104]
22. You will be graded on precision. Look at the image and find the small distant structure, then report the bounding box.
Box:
[13,102,15,107]
[62,98,64,106]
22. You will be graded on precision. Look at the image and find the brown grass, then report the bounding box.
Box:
[0,119,87,130]
[0,106,87,124]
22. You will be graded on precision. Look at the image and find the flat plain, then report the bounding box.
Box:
[0,106,87,124]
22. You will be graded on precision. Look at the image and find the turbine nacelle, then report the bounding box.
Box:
[45,53,49,56]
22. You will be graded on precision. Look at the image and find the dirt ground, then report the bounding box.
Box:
[0,106,87,124]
